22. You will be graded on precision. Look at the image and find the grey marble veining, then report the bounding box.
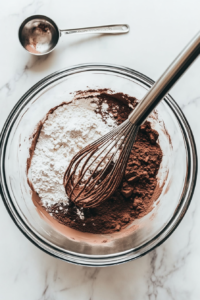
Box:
[0,0,200,299]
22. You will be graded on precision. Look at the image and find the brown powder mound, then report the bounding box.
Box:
[46,91,163,234]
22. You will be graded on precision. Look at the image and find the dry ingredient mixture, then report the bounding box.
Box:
[28,90,163,234]
[25,23,51,55]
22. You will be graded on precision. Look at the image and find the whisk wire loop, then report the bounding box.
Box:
[64,119,139,208]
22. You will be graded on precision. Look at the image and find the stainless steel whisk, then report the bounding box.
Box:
[64,31,200,208]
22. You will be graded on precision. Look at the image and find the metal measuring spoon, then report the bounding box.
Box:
[18,15,129,56]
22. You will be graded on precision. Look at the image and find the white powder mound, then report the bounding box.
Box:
[28,101,115,209]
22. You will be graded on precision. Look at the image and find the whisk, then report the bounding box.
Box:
[64,31,200,208]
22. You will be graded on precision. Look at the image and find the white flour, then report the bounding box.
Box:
[28,100,115,216]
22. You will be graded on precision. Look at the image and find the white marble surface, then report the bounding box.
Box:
[0,0,200,299]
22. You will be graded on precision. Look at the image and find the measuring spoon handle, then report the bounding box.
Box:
[60,24,129,35]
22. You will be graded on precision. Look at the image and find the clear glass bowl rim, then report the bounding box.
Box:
[0,63,197,266]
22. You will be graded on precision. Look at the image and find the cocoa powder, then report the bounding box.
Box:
[46,91,163,234]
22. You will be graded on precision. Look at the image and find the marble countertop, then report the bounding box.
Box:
[1,0,200,299]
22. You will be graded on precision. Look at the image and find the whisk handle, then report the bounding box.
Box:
[129,31,200,125]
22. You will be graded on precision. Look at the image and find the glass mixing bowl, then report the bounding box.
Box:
[0,64,197,266]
